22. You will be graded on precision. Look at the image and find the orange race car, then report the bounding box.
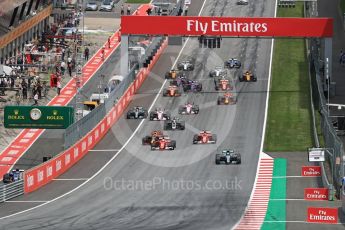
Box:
[165,69,182,79]
[240,70,257,82]
[163,85,181,97]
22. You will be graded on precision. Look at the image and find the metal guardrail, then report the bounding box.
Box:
[0,180,24,203]
[64,36,165,149]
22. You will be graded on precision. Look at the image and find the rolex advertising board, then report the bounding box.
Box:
[4,106,74,129]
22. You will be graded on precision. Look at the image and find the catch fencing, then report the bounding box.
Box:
[306,1,344,195]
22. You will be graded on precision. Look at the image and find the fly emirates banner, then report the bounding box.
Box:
[121,16,333,37]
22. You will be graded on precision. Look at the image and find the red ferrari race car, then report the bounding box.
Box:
[217,92,236,105]
[163,85,181,97]
[193,130,217,144]
[151,136,176,150]
[214,76,232,91]
[142,130,164,145]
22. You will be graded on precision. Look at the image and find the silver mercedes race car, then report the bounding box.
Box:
[209,66,227,77]
[215,149,241,164]
[126,106,148,119]
[177,60,194,71]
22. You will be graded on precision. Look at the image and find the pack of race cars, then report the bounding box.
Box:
[125,59,254,164]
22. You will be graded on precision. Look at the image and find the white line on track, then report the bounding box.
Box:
[264,220,345,224]
[5,201,48,203]
[272,176,320,178]
[52,178,89,181]
[0,0,209,221]
[89,149,120,152]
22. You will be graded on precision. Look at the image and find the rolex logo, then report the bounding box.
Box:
[53,110,58,116]
[14,110,19,115]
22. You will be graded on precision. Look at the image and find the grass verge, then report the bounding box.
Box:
[264,2,313,151]
[126,0,150,3]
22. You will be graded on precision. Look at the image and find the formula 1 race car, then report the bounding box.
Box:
[214,76,232,91]
[163,85,182,97]
[164,117,185,130]
[183,80,203,92]
[142,130,164,145]
[151,136,176,150]
[209,66,227,78]
[217,92,236,105]
[126,106,148,119]
[224,58,241,69]
[165,69,183,79]
[149,108,171,121]
[177,60,194,71]
[237,0,249,5]
[3,169,24,184]
[215,149,241,164]
[170,75,188,87]
[193,130,217,144]
[178,102,199,114]
[240,70,257,82]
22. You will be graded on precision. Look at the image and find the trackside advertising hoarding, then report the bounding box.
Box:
[121,16,333,37]
[304,188,328,201]
[307,207,338,224]
[301,166,321,177]
[24,39,168,193]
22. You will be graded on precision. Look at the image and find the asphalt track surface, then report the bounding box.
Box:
[0,0,275,229]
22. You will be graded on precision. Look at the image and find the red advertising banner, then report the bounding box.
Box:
[121,16,333,37]
[24,38,168,193]
[304,188,329,201]
[301,166,321,177]
[307,207,338,224]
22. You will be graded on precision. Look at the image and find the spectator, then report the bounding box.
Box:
[341,53,345,66]
[61,60,66,75]
[67,48,71,58]
[84,47,89,61]
[61,47,65,60]
[68,62,73,77]
[108,36,111,49]
[146,7,152,15]
[101,46,105,61]
[22,80,27,99]
[15,93,20,105]
[184,5,188,16]
[121,5,124,15]
[127,5,131,15]
[32,92,39,105]
[57,80,62,95]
